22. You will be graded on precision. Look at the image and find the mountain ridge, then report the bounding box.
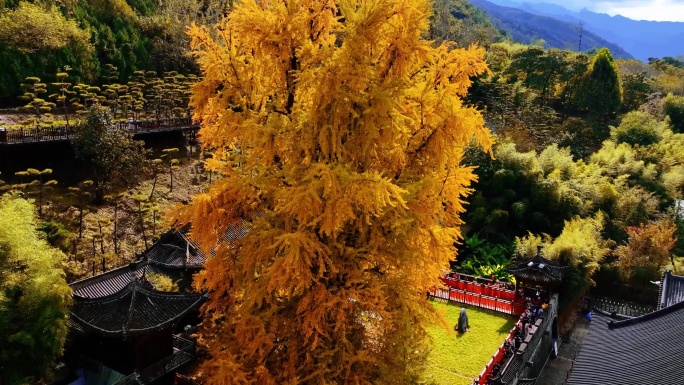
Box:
[468,0,634,58]
[487,0,684,61]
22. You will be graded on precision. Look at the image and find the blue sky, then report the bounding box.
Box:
[525,0,684,21]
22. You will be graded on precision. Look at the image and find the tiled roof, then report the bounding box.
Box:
[508,253,569,284]
[143,230,206,268]
[70,281,204,338]
[221,220,250,244]
[71,261,150,299]
[566,300,684,385]
[658,270,684,310]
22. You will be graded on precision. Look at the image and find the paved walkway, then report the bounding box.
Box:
[536,317,591,385]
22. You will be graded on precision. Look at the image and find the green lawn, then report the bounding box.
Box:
[422,301,516,385]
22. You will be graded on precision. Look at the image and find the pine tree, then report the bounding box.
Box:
[174,1,492,383]
[576,48,622,118]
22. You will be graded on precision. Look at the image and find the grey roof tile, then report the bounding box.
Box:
[70,281,204,338]
[659,270,684,310]
[566,301,684,385]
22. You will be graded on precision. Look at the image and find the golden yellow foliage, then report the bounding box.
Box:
[174,1,492,383]
[616,221,677,283]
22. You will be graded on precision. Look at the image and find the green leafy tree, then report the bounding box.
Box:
[610,110,661,146]
[575,48,623,118]
[0,1,94,98]
[0,194,72,385]
[663,93,684,133]
[71,106,149,202]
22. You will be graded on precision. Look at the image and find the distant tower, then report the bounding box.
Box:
[578,21,584,52]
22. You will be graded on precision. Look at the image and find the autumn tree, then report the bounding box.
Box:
[615,221,677,284]
[17,76,54,129]
[0,194,72,385]
[161,147,180,192]
[13,168,57,218]
[49,67,76,129]
[173,1,492,383]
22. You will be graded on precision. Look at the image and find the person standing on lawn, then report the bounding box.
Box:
[456,308,469,334]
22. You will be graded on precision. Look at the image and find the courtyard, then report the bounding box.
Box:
[423,301,516,385]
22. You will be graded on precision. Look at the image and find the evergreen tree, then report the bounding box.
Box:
[71,106,149,202]
[576,48,623,118]
[173,1,492,383]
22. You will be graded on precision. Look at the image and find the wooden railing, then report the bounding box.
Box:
[0,117,198,145]
[590,296,655,319]
[114,335,196,385]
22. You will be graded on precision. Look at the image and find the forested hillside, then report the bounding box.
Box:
[0,0,231,101]
[492,0,684,61]
[430,0,505,46]
[468,0,633,58]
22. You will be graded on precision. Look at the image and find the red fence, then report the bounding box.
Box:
[475,321,521,385]
[432,273,524,316]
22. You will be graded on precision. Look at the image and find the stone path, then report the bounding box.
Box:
[536,317,591,385]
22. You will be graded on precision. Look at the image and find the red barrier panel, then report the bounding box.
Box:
[455,290,465,303]
[489,287,499,299]
[463,292,473,306]
[496,299,513,314]
[482,285,492,297]
[493,346,505,364]
[503,290,516,301]
[473,283,482,295]
[456,280,465,291]
[513,302,526,315]
[465,281,474,292]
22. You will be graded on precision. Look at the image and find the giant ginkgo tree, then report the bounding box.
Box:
[174,0,492,383]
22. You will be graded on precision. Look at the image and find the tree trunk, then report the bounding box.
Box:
[149,173,158,200]
[78,203,83,239]
[98,220,104,253]
[138,201,148,249]
[113,204,118,255]
[38,185,43,218]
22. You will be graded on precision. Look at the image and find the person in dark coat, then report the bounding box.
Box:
[456,307,469,333]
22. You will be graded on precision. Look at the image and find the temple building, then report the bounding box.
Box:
[65,230,207,385]
[565,269,684,384]
[657,269,684,310]
[508,246,570,292]
[566,300,684,384]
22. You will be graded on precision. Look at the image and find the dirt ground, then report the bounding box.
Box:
[35,154,212,282]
